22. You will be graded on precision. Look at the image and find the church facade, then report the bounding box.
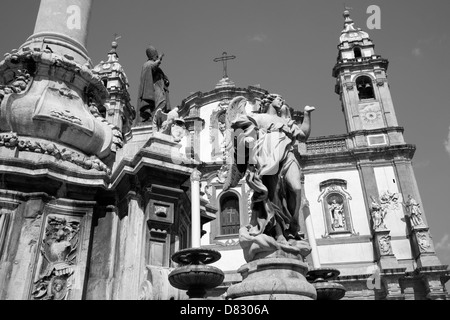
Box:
[178,10,450,300]
[0,0,448,300]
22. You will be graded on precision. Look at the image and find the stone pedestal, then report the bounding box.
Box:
[380,268,407,300]
[226,257,317,300]
[374,229,400,269]
[411,225,441,268]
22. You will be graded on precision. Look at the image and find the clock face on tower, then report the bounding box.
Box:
[363,111,380,123]
[359,102,383,128]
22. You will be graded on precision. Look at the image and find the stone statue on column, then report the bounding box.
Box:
[137,46,171,124]
[223,94,318,300]
[405,195,425,228]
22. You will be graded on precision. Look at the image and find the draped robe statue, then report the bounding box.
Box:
[137,46,171,123]
[222,94,315,262]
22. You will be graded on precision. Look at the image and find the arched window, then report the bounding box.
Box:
[356,76,375,100]
[354,47,362,58]
[220,192,240,235]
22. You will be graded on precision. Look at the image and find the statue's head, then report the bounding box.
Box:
[146,46,159,60]
[260,93,284,113]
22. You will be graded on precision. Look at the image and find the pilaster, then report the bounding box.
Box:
[374,229,400,269]
[117,191,145,300]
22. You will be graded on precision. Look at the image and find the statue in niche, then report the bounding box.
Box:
[370,196,387,231]
[32,216,80,300]
[329,199,345,231]
[137,45,171,123]
[222,94,315,262]
[405,195,425,228]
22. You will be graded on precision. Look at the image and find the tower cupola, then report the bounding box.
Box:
[93,38,135,151]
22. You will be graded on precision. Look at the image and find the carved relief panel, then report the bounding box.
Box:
[30,200,93,301]
[378,234,393,256]
[317,179,358,238]
[32,216,80,300]
[415,231,434,254]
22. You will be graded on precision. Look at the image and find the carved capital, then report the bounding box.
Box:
[191,169,202,182]
[344,82,354,91]
[376,79,387,87]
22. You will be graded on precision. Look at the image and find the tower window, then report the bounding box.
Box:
[356,76,375,100]
[354,47,362,58]
[97,104,107,119]
[219,192,240,235]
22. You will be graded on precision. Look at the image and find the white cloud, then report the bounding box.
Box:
[435,234,450,250]
[412,47,422,57]
[413,160,430,169]
[249,34,268,43]
[412,34,448,58]
[445,127,450,157]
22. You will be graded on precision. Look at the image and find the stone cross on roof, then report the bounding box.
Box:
[213,52,236,79]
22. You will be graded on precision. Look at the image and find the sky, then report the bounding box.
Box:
[0,0,449,287]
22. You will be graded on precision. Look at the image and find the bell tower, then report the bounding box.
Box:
[333,10,405,148]
[93,38,136,152]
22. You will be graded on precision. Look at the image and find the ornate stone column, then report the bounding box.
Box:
[369,195,401,269]
[21,0,93,66]
[190,169,202,248]
[0,0,112,168]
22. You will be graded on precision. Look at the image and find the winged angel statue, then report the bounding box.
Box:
[221,93,315,262]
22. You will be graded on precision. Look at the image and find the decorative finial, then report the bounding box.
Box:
[111,33,122,52]
[343,5,354,26]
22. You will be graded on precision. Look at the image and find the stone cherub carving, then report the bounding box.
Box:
[152,107,186,142]
[221,93,315,262]
[370,191,401,231]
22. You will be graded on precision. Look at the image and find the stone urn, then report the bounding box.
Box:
[306,268,346,300]
[168,248,224,300]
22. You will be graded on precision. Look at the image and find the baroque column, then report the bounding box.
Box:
[190,169,202,248]
[21,0,93,66]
